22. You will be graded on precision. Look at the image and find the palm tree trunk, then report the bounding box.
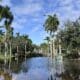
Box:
[17,46,18,53]
[9,42,11,71]
[4,41,7,65]
[16,46,18,64]
[4,29,9,65]
[59,39,61,55]
[25,44,26,61]
[9,41,12,68]
[47,41,50,57]
[59,39,63,62]
[0,43,1,54]
[52,37,56,79]
[51,40,53,63]
[52,39,55,58]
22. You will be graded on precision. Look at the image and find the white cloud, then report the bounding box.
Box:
[45,0,80,30]
[29,26,42,34]
[12,3,43,16]
[58,0,73,6]
[12,22,23,30]
[47,0,80,23]
[0,0,43,33]
[0,0,12,6]
[0,0,80,44]
[16,18,27,24]
[11,17,28,31]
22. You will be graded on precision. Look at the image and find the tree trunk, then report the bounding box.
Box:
[16,46,19,64]
[9,41,12,70]
[25,44,26,61]
[10,42,12,58]
[59,39,61,55]
[52,39,55,58]
[4,41,7,65]
[4,30,7,65]
[0,43,1,54]
[17,46,19,53]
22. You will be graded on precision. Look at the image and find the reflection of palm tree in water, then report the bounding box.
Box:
[48,74,53,80]
[3,59,12,78]
[0,70,12,80]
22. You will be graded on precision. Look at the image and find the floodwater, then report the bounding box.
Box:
[0,57,80,80]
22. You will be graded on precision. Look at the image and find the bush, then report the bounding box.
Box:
[65,50,79,59]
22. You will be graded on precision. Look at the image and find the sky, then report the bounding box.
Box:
[0,0,80,45]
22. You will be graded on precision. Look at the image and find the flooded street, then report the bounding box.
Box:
[0,57,80,80]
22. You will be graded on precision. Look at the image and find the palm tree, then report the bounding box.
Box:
[44,14,59,78]
[8,27,13,70]
[4,6,13,65]
[44,14,59,57]
[0,5,13,64]
[44,14,59,36]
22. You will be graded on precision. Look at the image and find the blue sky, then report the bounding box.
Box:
[0,0,80,45]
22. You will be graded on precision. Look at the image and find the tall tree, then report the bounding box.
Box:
[44,14,59,36]
[8,27,13,59]
[0,5,13,63]
[44,14,59,57]
[57,18,80,58]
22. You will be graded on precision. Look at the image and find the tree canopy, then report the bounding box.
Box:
[56,18,80,58]
[44,14,59,35]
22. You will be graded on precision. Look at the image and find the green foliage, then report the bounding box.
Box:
[57,17,80,58]
[44,14,59,35]
[40,42,48,55]
[0,30,4,42]
[0,5,13,27]
[12,34,34,54]
[44,36,50,42]
[0,5,34,58]
[40,43,48,49]
[26,52,44,58]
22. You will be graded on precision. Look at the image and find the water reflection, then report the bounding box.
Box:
[0,57,51,80]
[0,57,80,80]
[0,70,12,80]
[63,59,80,80]
[13,57,50,80]
[22,57,49,71]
